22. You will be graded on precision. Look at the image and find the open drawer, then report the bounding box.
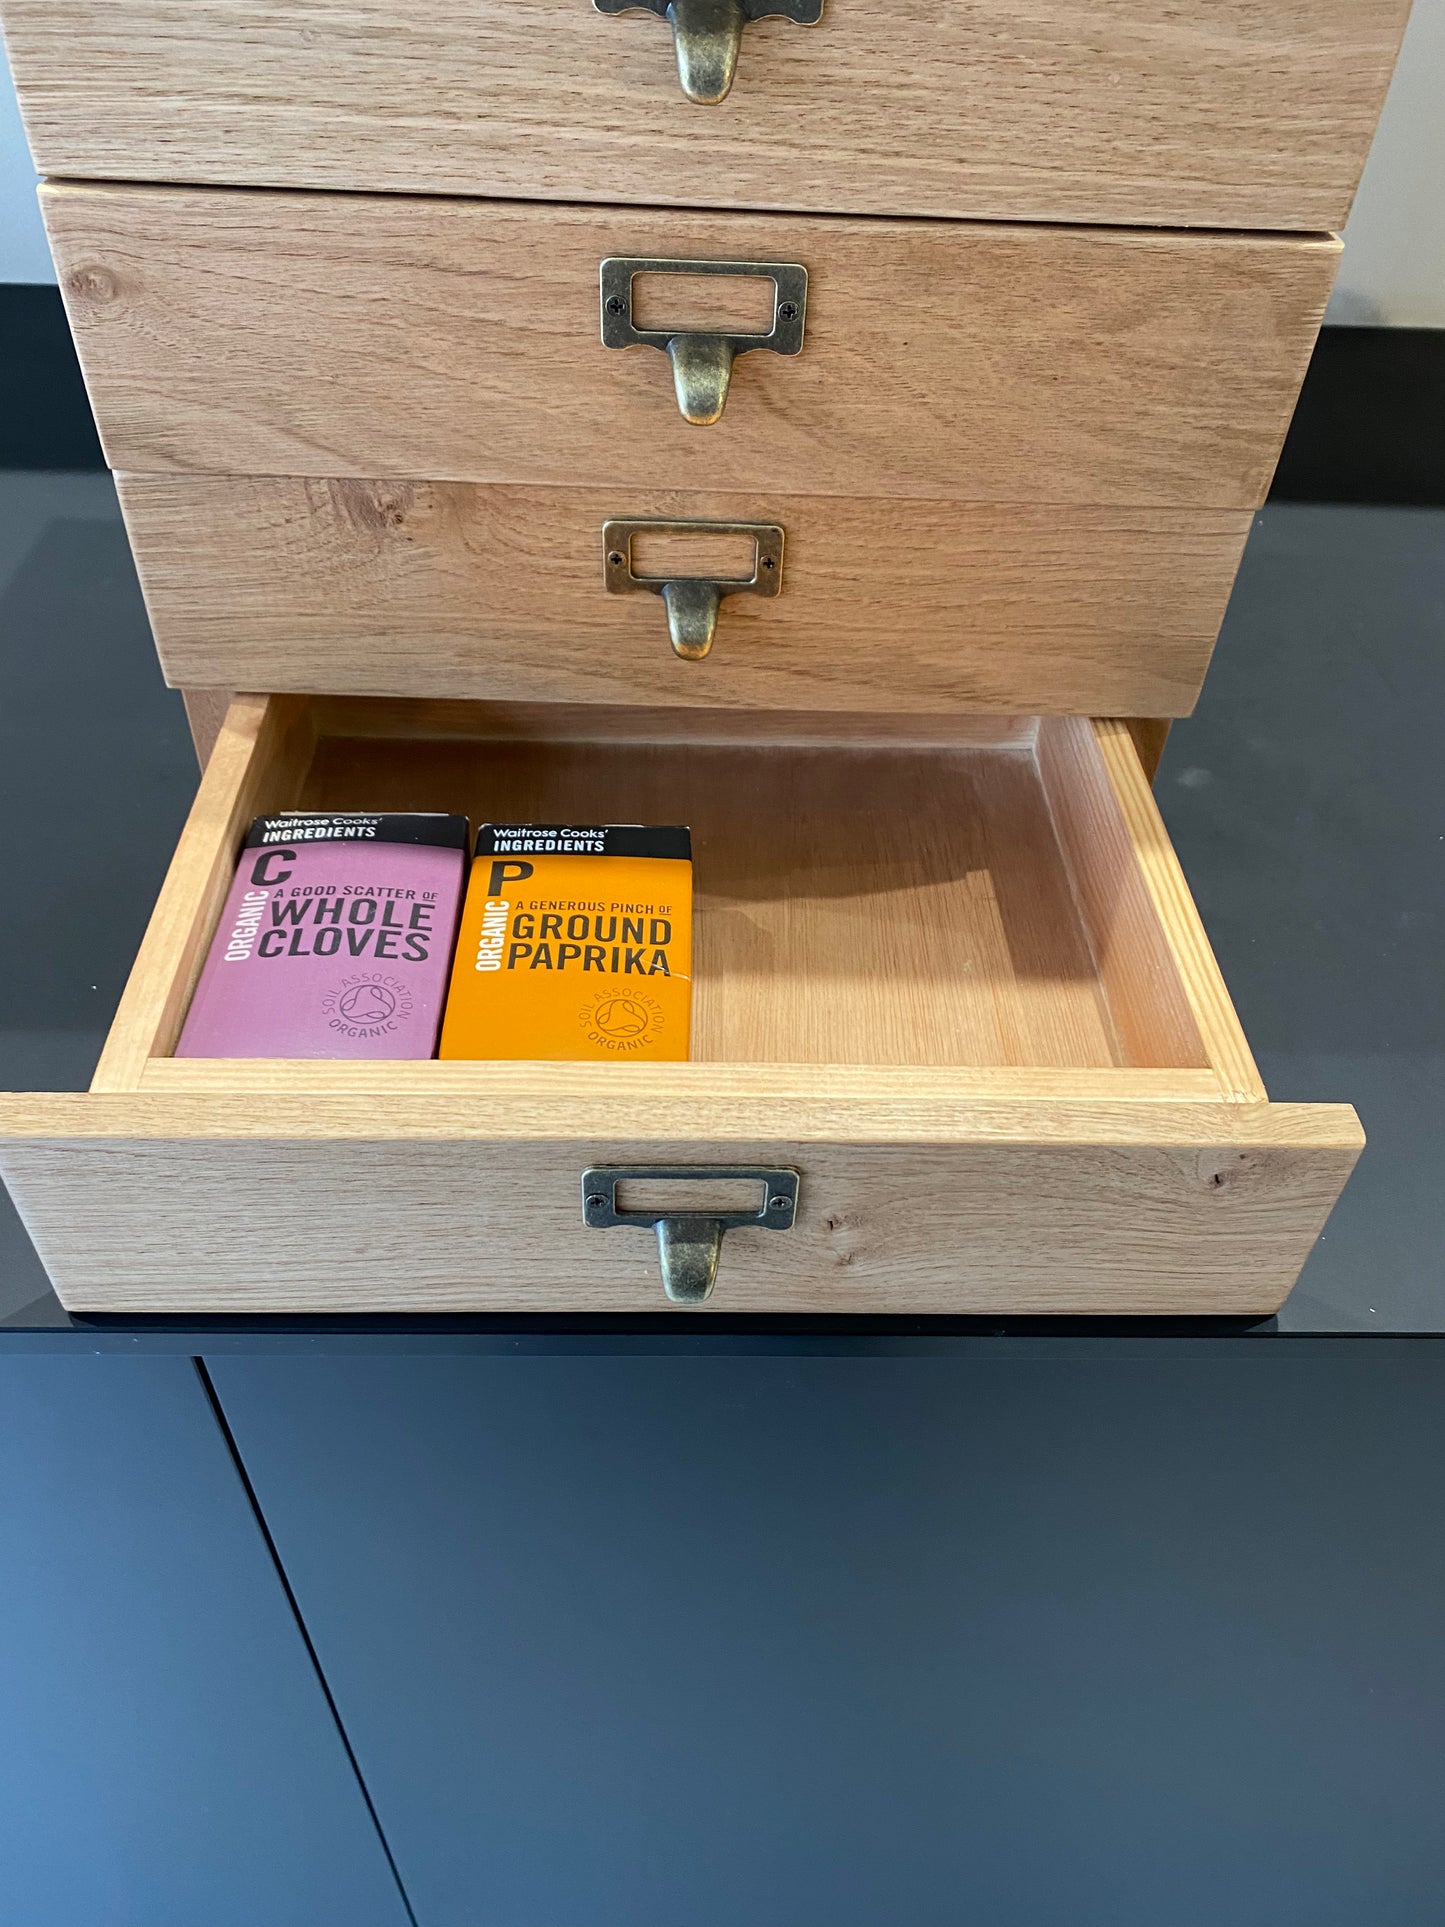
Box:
[0,695,1361,1315]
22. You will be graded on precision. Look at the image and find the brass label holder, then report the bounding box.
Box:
[593,0,825,104]
[582,1165,800,1304]
[602,517,784,660]
[601,256,808,424]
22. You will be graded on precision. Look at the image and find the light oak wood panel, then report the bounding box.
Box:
[96,698,1214,1077]
[1087,719,1267,1102]
[1124,719,1171,785]
[1039,717,1266,1100]
[298,722,1136,1072]
[181,687,232,768]
[0,1093,1363,1314]
[183,692,1044,757]
[308,700,1042,752]
[90,697,1248,1080]
[117,476,1252,717]
[91,695,313,1089]
[49,185,1340,510]
[3,0,1410,230]
[140,1059,1224,1103]
[1038,717,1229,1085]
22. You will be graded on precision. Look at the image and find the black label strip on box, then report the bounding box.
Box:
[476,824,692,860]
[245,813,471,851]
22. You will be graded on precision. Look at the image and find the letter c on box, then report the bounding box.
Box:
[252,848,297,887]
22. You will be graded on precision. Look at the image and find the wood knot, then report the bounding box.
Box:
[822,1213,856,1265]
[66,265,119,306]
[328,479,417,535]
[1205,1151,1254,1193]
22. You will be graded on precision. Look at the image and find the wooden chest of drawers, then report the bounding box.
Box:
[0,0,1411,1313]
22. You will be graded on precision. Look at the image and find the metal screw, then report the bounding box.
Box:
[606,294,627,316]
[608,551,624,567]
[777,301,799,321]
[586,1192,608,1210]
[761,555,776,569]
[769,1195,792,1212]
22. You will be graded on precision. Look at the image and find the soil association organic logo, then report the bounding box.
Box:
[579,989,664,1053]
[322,971,413,1038]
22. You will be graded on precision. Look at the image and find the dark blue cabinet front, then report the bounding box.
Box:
[0,1356,410,1927]
[207,1350,1445,1927]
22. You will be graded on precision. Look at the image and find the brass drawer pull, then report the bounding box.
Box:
[582,1165,800,1303]
[593,0,825,104]
[601,257,807,424]
[602,517,784,660]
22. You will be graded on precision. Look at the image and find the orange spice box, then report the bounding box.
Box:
[439,824,692,1061]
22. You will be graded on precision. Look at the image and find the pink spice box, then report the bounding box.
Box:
[176,812,469,1059]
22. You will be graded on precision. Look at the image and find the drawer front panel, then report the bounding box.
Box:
[5,1,1409,230]
[51,185,1338,512]
[117,475,1252,716]
[0,1098,1361,1316]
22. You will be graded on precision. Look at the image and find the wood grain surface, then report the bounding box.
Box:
[298,723,1128,1071]
[139,1058,1224,1102]
[97,697,1221,1076]
[90,695,314,1088]
[1037,717,1219,1082]
[307,700,1042,751]
[1086,719,1268,1102]
[0,1093,1363,1314]
[48,184,1339,510]
[181,687,233,766]
[1124,718,1171,784]
[4,0,1410,230]
[116,475,1250,717]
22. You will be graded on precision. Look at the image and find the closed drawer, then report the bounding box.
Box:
[4,0,1410,230]
[50,184,1337,510]
[52,181,1336,717]
[116,474,1249,717]
[0,694,1361,1315]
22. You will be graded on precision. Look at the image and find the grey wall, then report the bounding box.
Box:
[0,38,48,282]
[1326,0,1445,325]
[3,6,1444,319]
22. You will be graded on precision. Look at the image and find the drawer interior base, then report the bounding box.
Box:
[95,697,1258,1099]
